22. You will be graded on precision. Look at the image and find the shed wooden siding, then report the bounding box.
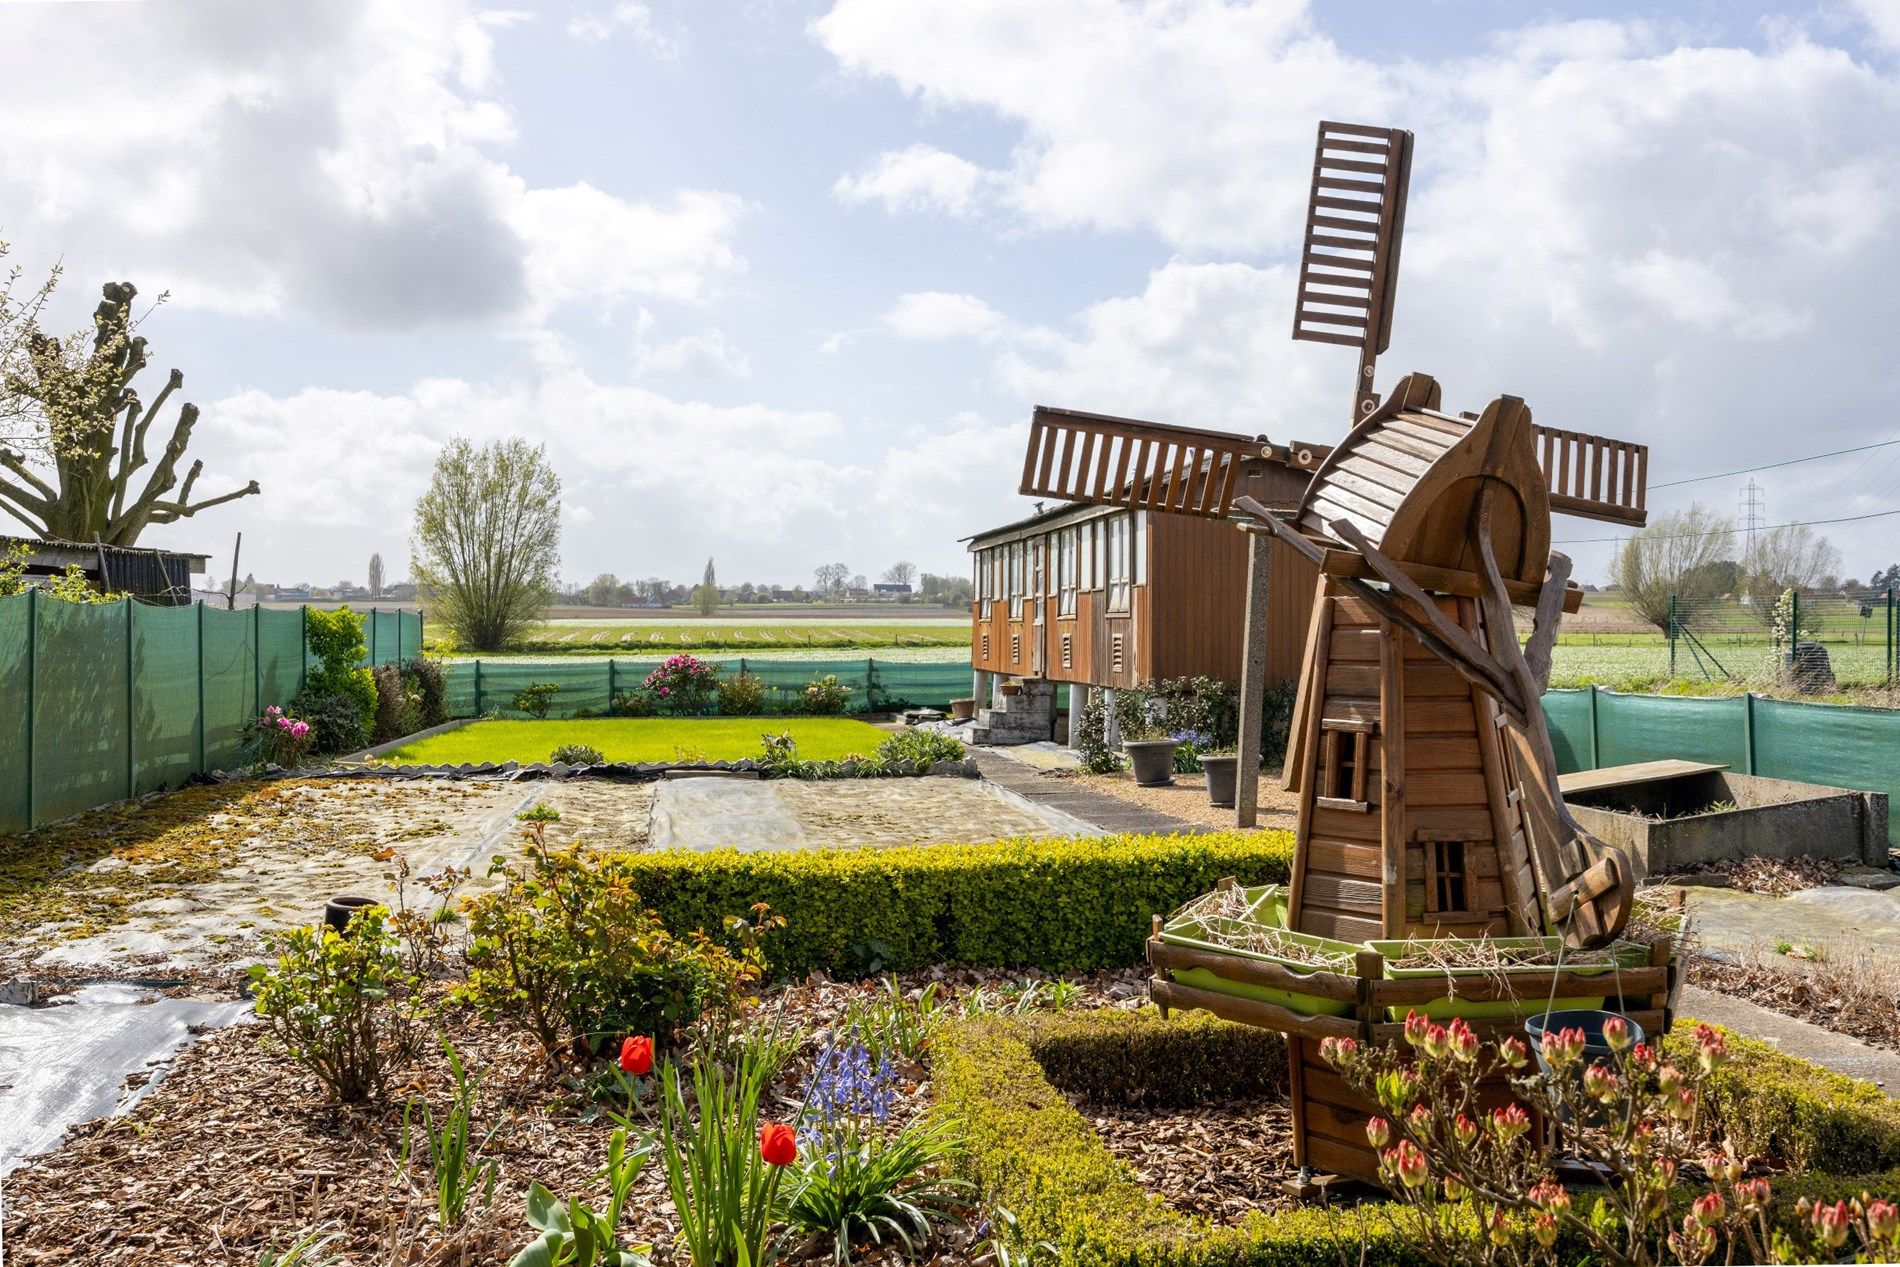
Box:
[968,505,1317,692]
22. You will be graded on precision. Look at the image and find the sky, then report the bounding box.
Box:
[4,0,1900,591]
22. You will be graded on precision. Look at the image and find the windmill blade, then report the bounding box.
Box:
[1531,424,1648,526]
[1292,121,1413,420]
[1017,405,1324,518]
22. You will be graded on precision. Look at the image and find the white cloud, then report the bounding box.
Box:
[883,291,1006,340]
[633,324,752,378]
[834,144,989,216]
[159,367,1007,584]
[818,331,856,354]
[0,0,739,328]
[566,2,682,57]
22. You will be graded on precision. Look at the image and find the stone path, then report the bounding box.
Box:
[1673,883,1900,964]
[1680,984,1900,1093]
[971,750,1208,836]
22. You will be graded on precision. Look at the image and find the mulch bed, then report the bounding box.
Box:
[1689,952,1900,1055]
[4,967,1151,1265]
[1675,856,1843,896]
[1069,1095,1298,1223]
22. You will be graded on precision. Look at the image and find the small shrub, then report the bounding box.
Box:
[304,606,378,723]
[243,704,315,766]
[287,688,370,755]
[645,652,719,715]
[550,743,605,766]
[610,689,659,717]
[804,673,851,715]
[1075,694,1122,773]
[875,728,965,768]
[371,662,413,742]
[717,671,768,715]
[512,682,561,719]
[401,656,451,728]
[247,906,425,1102]
[458,807,760,1058]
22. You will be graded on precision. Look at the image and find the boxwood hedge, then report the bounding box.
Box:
[621,830,1294,979]
[935,1010,1900,1266]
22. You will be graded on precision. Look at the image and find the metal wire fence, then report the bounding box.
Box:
[1550,590,1899,689]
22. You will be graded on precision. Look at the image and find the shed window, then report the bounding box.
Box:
[1058,527,1078,616]
[1007,541,1025,618]
[1107,514,1132,613]
[977,549,992,618]
[1132,511,1148,587]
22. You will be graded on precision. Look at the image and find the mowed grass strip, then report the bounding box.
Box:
[378,717,894,765]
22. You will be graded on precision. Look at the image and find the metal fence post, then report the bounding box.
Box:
[1889,588,1896,688]
[369,606,378,664]
[1586,683,1600,770]
[300,604,309,695]
[126,599,137,799]
[252,602,262,715]
[607,658,616,704]
[1743,691,1757,776]
[474,659,484,716]
[25,586,37,828]
[196,600,207,773]
[1791,591,1800,652]
[1667,594,1677,679]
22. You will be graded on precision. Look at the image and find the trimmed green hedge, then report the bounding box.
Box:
[934,1009,1900,1266]
[622,830,1294,978]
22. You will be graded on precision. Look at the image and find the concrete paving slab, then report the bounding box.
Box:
[1681,984,1900,1093]
[0,983,249,1174]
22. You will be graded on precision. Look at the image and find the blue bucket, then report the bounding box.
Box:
[1526,1009,1644,1071]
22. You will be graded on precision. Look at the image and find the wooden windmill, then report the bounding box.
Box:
[1015,121,1651,949]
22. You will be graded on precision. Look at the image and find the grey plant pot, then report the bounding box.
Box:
[1123,740,1180,787]
[1201,755,1239,807]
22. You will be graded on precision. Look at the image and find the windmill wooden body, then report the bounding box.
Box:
[1009,120,1681,1187]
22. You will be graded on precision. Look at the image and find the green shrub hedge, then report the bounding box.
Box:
[621,830,1294,979]
[934,1009,1900,1267]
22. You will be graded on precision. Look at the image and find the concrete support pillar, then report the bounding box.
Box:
[974,670,994,709]
[1066,685,1086,747]
[1235,528,1273,828]
[1102,687,1121,748]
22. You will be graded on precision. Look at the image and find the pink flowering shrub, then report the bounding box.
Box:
[643,653,719,715]
[244,704,316,767]
[1319,1016,1900,1266]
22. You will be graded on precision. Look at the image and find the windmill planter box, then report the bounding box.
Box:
[1153,883,1359,1018]
[1364,935,1653,1021]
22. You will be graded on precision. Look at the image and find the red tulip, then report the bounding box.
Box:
[619,1035,654,1076]
[759,1121,797,1166]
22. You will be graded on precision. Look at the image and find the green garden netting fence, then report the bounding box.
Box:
[1545,685,1900,846]
[439,657,977,719]
[0,594,422,833]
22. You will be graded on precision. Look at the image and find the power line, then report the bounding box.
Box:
[1554,506,1900,546]
[1651,437,1900,489]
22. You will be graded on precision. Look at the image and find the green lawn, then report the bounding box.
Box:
[378,717,894,765]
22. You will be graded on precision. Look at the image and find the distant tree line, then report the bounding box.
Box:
[563,561,970,607]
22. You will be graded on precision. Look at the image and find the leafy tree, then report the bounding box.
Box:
[881,560,917,588]
[0,278,258,543]
[1742,523,1841,624]
[813,562,850,596]
[1610,504,1735,631]
[586,572,622,607]
[920,572,972,605]
[695,556,718,616]
[410,437,561,651]
[367,552,385,599]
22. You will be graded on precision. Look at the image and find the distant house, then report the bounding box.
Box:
[271,586,313,601]
[1,534,207,605]
[770,588,799,602]
[873,582,913,599]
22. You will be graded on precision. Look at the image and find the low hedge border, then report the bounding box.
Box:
[623,830,1295,978]
[934,1008,1900,1266]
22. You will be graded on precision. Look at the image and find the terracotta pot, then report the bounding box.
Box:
[1000,682,1023,697]
[1201,755,1239,807]
[949,697,976,720]
[1123,739,1179,787]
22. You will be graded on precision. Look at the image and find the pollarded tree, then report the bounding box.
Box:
[410,437,561,651]
[1609,503,1735,631]
[0,279,258,543]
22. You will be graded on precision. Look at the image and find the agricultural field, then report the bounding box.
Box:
[427,616,970,656]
